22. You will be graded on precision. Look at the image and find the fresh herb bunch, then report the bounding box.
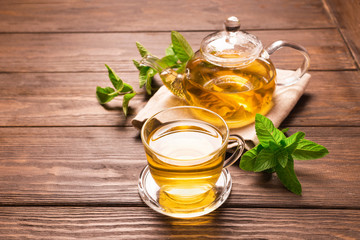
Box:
[240,114,329,195]
[96,31,193,115]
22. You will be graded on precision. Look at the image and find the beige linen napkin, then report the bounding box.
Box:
[132,69,311,149]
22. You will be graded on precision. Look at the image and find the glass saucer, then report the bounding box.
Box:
[138,165,232,218]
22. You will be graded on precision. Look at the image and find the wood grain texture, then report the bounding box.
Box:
[0,71,358,127]
[0,0,334,33]
[282,70,360,126]
[0,0,359,236]
[0,29,355,73]
[0,207,358,239]
[325,0,360,68]
[0,126,359,208]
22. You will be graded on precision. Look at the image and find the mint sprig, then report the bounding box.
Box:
[133,31,193,94]
[96,64,136,116]
[132,42,157,95]
[240,114,329,195]
[96,31,193,115]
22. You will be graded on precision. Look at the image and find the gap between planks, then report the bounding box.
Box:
[0,125,359,129]
[322,0,360,69]
[0,69,358,74]
[0,27,338,35]
[0,203,359,211]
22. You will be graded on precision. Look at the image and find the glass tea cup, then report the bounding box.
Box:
[138,106,245,218]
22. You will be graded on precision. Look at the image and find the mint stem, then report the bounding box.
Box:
[108,90,136,96]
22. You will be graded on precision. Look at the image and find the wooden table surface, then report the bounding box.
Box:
[0,0,359,239]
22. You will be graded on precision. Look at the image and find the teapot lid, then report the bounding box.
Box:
[200,16,263,67]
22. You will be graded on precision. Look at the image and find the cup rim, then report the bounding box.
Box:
[140,106,230,162]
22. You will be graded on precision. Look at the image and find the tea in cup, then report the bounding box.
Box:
[138,106,245,218]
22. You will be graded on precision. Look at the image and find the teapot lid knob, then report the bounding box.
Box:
[200,16,262,67]
[224,16,241,32]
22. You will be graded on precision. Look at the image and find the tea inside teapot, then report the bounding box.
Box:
[182,51,276,128]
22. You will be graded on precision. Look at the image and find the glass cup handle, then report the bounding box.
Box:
[223,134,245,169]
[266,40,310,86]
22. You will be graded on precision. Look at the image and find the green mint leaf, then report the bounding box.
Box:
[165,44,180,64]
[275,156,302,195]
[145,78,152,95]
[240,144,263,171]
[105,64,124,91]
[176,62,187,73]
[171,31,194,63]
[292,139,329,160]
[134,58,157,92]
[268,141,288,168]
[268,140,280,151]
[136,42,150,57]
[255,114,286,147]
[145,68,156,95]
[139,67,156,91]
[254,148,277,172]
[284,131,305,154]
[276,148,289,168]
[285,131,305,145]
[121,83,133,93]
[139,66,150,87]
[281,128,289,133]
[165,44,176,56]
[96,86,117,104]
[133,60,142,71]
[148,68,157,78]
[122,92,136,116]
[158,55,178,69]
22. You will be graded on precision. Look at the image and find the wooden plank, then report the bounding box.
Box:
[0,0,334,33]
[0,29,355,73]
[0,71,358,127]
[0,207,358,239]
[282,70,360,126]
[0,126,359,208]
[325,0,360,68]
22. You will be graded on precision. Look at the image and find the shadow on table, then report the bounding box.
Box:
[282,93,313,125]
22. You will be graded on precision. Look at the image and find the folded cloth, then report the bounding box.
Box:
[132,69,311,149]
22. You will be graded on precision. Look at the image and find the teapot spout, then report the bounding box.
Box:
[140,55,186,99]
[140,55,165,73]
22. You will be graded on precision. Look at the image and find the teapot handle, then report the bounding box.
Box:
[266,40,310,86]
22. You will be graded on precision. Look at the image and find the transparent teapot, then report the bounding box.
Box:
[141,16,310,128]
